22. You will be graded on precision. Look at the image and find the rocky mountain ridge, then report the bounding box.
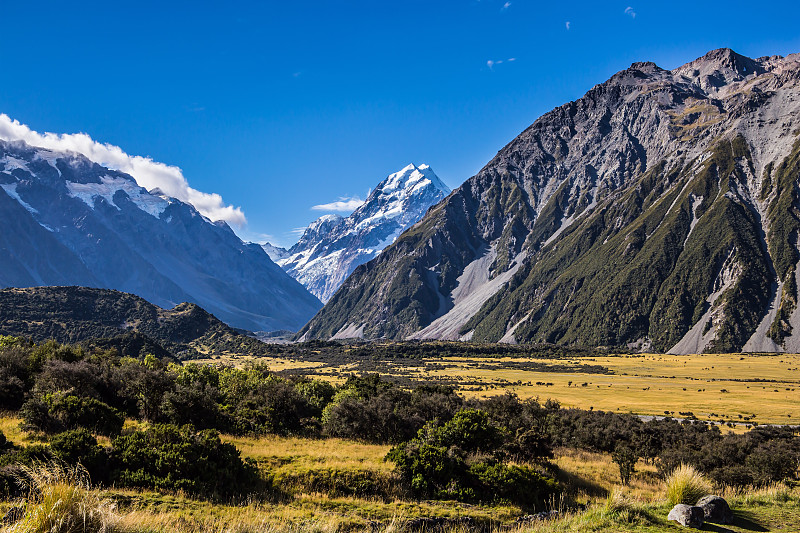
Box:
[0,140,322,332]
[298,48,800,354]
[267,164,450,303]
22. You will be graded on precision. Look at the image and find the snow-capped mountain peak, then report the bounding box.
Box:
[0,138,322,332]
[268,163,451,303]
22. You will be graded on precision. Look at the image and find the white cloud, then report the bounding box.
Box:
[487,57,517,70]
[624,6,636,18]
[311,196,364,212]
[565,21,571,30]
[0,113,246,226]
[501,2,511,10]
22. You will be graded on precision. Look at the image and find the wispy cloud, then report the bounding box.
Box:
[311,196,364,212]
[501,1,511,10]
[487,57,517,70]
[0,113,246,226]
[624,6,636,18]
[565,21,571,30]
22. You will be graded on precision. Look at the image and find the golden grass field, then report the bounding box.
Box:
[216,351,800,426]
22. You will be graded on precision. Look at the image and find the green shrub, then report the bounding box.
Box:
[386,409,558,508]
[50,429,109,485]
[469,462,558,508]
[612,443,638,485]
[110,424,257,498]
[20,392,124,436]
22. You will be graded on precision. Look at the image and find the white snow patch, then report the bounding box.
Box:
[34,151,63,176]
[66,175,168,217]
[0,155,30,173]
[0,183,38,214]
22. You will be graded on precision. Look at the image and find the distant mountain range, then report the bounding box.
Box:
[298,49,800,354]
[265,164,450,303]
[0,286,271,359]
[0,140,321,332]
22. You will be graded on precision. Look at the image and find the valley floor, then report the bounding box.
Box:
[197,350,800,426]
[2,417,799,532]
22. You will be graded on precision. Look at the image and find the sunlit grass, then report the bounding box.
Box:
[5,463,117,533]
[664,464,713,506]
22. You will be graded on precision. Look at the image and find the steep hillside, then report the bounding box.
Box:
[0,141,321,332]
[298,49,800,353]
[270,164,449,303]
[0,286,270,358]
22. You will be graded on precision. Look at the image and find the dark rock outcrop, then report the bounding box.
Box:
[697,494,734,524]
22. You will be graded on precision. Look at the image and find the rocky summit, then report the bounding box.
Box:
[298,49,800,353]
[267,164,450,303]
[0,140,321,332]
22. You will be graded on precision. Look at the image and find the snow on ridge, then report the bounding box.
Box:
[281,163,449,302]
[66,175,169,218]
[0,155,31,173]
[0,182,38,214]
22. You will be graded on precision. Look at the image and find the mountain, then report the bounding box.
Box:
[0,140,322,332]
[298,49,800,354]
[268,164,450,303]
[0,286,272,358]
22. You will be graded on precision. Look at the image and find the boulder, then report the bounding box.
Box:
[667,504,705,528]
[697,495,733,524]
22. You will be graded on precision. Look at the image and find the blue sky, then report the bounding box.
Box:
[2,1,800,247]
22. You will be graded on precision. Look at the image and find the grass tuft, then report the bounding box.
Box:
[7,463,117,533]
[664,464,712,506]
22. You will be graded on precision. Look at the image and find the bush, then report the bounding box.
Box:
[110,424,258,498]
[20,392,124,436]
[469,462,558,508]
[612,443,638,485]
[0,345,31,410]
[386,409,558,508]
[665,464,712,506]
[50,429,110,485]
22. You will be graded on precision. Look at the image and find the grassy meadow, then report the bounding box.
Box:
[199,350,800,426]
[2,414,799,532]
[4,340,800,532]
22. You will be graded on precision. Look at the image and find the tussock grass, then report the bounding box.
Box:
[603,488,638,514]
[664,464,712,506]
[5,463,117,533]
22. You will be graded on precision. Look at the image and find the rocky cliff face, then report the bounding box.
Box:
[0,140,322,332]
[269,164,450,303]
[298,49,800,353]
